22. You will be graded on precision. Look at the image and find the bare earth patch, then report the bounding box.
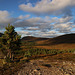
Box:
[15,59,75,75]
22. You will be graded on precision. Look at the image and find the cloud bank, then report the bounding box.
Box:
[0,10,30,28]
[19,0,75,15]
[15,16,75,37]
[0,0,75,38]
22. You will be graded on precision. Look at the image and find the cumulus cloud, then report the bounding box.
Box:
[14,17,53,32]
[26,27,39,30]
[14,15,75,37]
[0,10,10,23]
[0,10,17,28]
[18,31,30,35]
[58,16,73,23]
[19,0,75,15]
[17,30,59,38]
[0,10,31,29]
[0,11,15,29]
[53,22,73,33]
[0,10,74,38]
[17,31,31,37]
[18,15,30,19]
[15,16,73,31]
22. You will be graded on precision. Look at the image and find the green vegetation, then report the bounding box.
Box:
[0,24,21,62]
[24,48,75,58]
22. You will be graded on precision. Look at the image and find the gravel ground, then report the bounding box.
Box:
[14,59,75,75]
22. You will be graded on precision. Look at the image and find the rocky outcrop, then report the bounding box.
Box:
[15,59,75,75]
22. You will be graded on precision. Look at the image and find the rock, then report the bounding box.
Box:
[15,60,75,75]
[73,51,75,54]
[36,68,40,71]
[33,69,38,72]
[63,62,66,65]
[38,72,42,75]
[65,74,70,75]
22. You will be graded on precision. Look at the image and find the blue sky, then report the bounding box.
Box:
[0,0,75,38]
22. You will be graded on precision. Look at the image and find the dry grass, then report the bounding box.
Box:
[44,53,75,62]
[34,44,75,50]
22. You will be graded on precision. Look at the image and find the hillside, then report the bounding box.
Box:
[21,34,75,49]
[22,36,49,42]
[22,33,75,45]
[46,33,75,45]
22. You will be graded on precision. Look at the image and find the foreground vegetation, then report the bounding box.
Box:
[24,48,75,57]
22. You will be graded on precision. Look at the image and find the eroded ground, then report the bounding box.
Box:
[16,58,75,75]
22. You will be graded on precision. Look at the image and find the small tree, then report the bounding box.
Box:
[1,24,21,61]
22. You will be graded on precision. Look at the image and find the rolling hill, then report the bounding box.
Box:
[22,33,75,44]
[46,33,75,45]
[22,36,49,42]
[22,33,75,49]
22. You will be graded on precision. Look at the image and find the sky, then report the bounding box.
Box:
[0,0,75,38]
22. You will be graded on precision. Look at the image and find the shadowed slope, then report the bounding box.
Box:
[22,34,75,45]
[21,33,75,49]
[46,33,75,45]
[34,33,75,49]
[22,36,49,42]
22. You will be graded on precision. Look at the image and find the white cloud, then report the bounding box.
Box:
[15,16,73,32]
[0,10,74,37]
[18,31,29,34]
[14,16,52,31]
[54,22,73,33]
[0,10,31,28]
[18,15,30,19]
[47,30,56,34]
[58,16,73,23]
[17,30,59,38]
[14,15,75,37]
[17,31,31,37]
[0,10,9,23]
[0,10,9,17]
[34,30,59,38]
[0,10,18,28]
[26,27,39,30]
[19,0,75,15]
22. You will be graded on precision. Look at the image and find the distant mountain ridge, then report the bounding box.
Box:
[22,36,49,42]
[22,33,75,45]
[47,33,75,45]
